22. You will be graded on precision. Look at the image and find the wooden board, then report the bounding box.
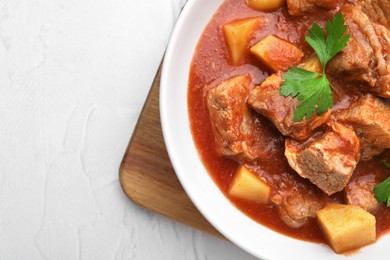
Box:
[119,66,223,238]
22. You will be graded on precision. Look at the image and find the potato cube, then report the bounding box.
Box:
[250,35,303,71]
[228,165,270,203]
[246,0,286,12]
[223,17,263,66]
[298,55,322,73]
[317,204,376,254]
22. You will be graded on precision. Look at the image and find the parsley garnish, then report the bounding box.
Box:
[374,161,390,207]
[280,13,350,121]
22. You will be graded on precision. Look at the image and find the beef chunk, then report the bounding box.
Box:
[335,94,390,160]
[248,73,330,140]
[362,0,390,29]
[277,189,325,228]
[285,121,360,195]
[267,170,327,229]
[327,4,390,97]
[286,0,339,16]
[344,173,379,212]
[206,75,270,161]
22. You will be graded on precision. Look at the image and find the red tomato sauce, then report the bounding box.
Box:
[187,0,390,243]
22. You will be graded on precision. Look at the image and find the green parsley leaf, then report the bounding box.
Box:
[305,13,350,70]
[280,13,349,121]
[374,177,390,207]
[280,68,332,121]
[304,23,327,69]
[280,67,319,97]
[374,161,390,207]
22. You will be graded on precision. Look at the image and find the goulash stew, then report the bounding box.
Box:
[188,0,390,254]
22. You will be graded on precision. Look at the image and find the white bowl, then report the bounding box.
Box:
[160,0,388,259]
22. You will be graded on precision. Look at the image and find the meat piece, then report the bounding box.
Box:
[248,73,330,140]
[362,0,390,29]
[285,121,360,195]
[327,4,390,97]
[286,0,339,16]
[344,173,379,212]
[266,169,327,229]
[277,189,325,228]
[206,75,269,161]
[335,94,390,160]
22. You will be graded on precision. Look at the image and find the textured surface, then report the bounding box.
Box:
[0,0,257,259]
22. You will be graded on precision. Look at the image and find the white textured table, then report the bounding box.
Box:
[0,0,257,259]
